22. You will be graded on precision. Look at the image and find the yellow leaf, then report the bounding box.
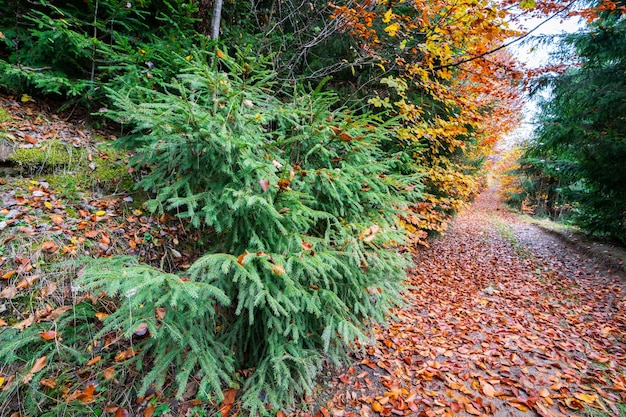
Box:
[382,9,393,23]
[384,23,400,37]
[95,210,106,216]
[44,201,53,209]
[574,392,597,404]
[21,94,33,103]
[0,376,5,387]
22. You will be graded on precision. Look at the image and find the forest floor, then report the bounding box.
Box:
[312,183,626,417]
[1,97,625,417]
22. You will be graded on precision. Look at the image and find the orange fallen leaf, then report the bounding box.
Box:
[39,330,58,340]
[86,356,102,366]
[481,381,496,398]
[42,241,58,253]
[49,214,64,226]
[95,312,109,321]
[372,401,383,412]
[22,355,47,383]
[1,270,16,280]
[574,392,597,404]
[78,383,96,403]
[16,275,38,289]
[103,367,115,380]
[564,398,585,410]
[40,377,57,389]
[144,403,156,417]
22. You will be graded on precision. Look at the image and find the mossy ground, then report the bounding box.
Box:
[0,101,197,416]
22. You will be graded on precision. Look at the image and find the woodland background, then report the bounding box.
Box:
[0,0,624,415]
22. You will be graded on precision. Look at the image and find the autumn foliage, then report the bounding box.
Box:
[331,0,524,242]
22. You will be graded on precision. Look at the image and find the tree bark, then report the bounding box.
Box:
[211,0,224,40]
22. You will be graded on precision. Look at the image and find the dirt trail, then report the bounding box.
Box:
[316,185,626,417]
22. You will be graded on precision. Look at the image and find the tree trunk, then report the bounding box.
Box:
[211,0,224,40]
[195,0,212,36]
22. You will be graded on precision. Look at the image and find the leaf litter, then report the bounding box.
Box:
[308,186,625,417]
[1,96,625,415]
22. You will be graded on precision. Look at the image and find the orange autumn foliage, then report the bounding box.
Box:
[331,0,524,243]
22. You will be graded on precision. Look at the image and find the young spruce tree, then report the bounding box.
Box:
[79,47,423,412]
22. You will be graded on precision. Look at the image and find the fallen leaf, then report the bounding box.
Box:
[564,398,585,410]
[39,330,58,340]
[40,377,56,389]
[22,355,47,383]
[95,312,109,321]
[481,381,496,397]
[115,408,130,417]
[574,392,597,404]
[78,383,96,403]
[86,356,102,366]
[103,367,115,380]
[47,214,64,226]
[1,270,16,280]
[16,275,38,289]
[1,286,18,299]
[144,403,156,417]
[42,241,58,253]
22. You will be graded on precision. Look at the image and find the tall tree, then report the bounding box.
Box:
[519,1,626,241]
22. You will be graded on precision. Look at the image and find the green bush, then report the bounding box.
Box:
[0,0,199,104]
[83,47,422,412]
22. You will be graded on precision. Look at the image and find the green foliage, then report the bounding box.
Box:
[77,256,234,400]
[0,302,100,416]
[0,0,199,104]
[79,47,422,413]
[520,10,626,242]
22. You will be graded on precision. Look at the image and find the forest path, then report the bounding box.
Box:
[315,182,626,417]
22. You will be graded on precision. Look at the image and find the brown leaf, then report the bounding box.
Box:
[39,330,58,340]
[1,270,16,280]
[115,408,130,417]
[13,315,36,330]
[271,263,286,275]
[564,398,585,410]
[481,381,496,398]
[144,403,156,417]
[103,367,115,380]
[49,214,64,226]
[42,241,58,253]
[78,383,95,403]
[16,275,38,289]
[86,356,102,366]
[95,312,109,321]
[155,307,166,320]
[1,286,18,299]
[22,355,47,383]
[40,377,57,389]
[45,305,72,321]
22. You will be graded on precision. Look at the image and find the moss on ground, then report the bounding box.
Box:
[8,140,132,195]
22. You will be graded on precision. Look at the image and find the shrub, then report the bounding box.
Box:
[83,47,422,412]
